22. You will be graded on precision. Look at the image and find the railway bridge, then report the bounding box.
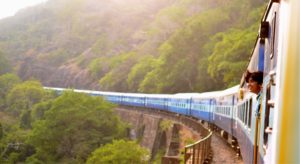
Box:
[114,106,213,164]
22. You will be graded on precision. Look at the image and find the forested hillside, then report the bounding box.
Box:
[0,73,150,163]
[0,0,267,93]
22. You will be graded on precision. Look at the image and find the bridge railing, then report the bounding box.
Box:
[184,130,212,164]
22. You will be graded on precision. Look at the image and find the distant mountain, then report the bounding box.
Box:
[0,0,266,92]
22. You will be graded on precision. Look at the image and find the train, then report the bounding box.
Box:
[45,0,299,163]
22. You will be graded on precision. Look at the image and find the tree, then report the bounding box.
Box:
[207,25,258,87]
[28,91,127,163]
[99,52,139,91]
[20,110,32,129]
[6,81,46,117]
[127,56,157,92]
[0,122,3,139]
[86,140,150,164]
[31,100,53,122]
[0,74,21,109]
[0,51,12,75]
[0,125,34,163]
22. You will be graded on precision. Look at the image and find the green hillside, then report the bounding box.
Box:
[0,0,266,93]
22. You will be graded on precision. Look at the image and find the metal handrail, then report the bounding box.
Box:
[184,128,212,163]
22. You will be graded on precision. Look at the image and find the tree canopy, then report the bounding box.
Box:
[6,81,47,116]
[0,51,12,75]
[86,140,150,164]
[27,91,127,163]
[0,78,129,163]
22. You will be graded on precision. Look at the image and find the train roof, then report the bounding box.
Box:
[44,86,240,100]
[122,92,172,98]
[173,90,222,99]
[217,85,240,97]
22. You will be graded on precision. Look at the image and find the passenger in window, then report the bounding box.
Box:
[244,70,263,117]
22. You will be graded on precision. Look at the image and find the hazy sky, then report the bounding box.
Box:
[0,0,48,20]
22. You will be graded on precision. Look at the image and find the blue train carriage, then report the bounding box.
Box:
[72,89,122,104]
[236,1,282,163]
[234,39,268,163]
[235,25,272,164]
[144,94,172,111]
[56,87,124,104]
[254,1,280,164]
[43,86,65,94]
[235,84,258,164]
[96,91,123,104]
[61,88,123,104]
[73,88,101,96]
[44,86,97,96]
[121,93,146,107]
[234,48,262,164]
[167,93,193,116]
[213,85,239,136]
[189,91,220,122]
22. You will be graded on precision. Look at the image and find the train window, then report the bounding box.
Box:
[244,102,247,124]
[241,105,244,123]
[243,103,245,123]
[270,12,277,59]
[238,106,241,120]
[241,104,244,123]
[227,107,230,115]
[248,98,252,128]
[264,84,272,146]
[242,104,244,123]
[226,107,228,115]
[228,107,230,116]
[240,105,243,121]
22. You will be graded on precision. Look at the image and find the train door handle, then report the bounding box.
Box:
[265,127,273,134]
[269,70,276,86]
[267,100,275,108]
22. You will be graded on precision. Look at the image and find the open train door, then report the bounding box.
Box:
[253,1,280,163]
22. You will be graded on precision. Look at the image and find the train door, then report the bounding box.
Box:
[254,3,279,163]
[259,7,279,163]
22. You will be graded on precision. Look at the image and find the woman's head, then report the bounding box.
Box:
[245,70,263,94]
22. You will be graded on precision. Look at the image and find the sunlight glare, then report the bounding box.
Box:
[0,0,47,19]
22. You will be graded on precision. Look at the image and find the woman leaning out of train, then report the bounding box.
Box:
[245,70,272,163]
[245,70,263,164]
[245,70,263,116]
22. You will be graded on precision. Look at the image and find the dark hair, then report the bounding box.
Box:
[245,70,263,85]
